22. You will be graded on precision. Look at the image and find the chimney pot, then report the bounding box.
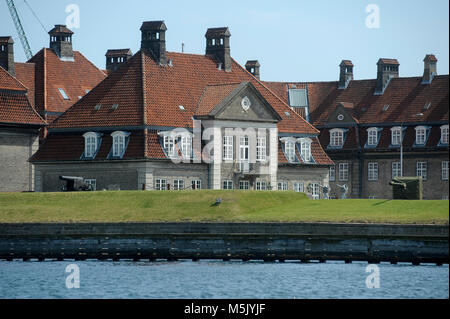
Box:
[48,25,74,60]
[0,36,15,77]
[375,58,399,94]
[205,27,231,72]
[245,60,260,80]
[422,54,438,84]
[105,49,133,72]
[338,60,353,89]
[140,21,167,66]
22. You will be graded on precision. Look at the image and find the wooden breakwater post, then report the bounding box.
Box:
[0,223,448,265]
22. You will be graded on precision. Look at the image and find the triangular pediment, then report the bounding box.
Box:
[327,102,358,124]
[195,82,282,123]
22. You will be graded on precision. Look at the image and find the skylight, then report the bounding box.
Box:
[94,104,102,111]
[423,102,431,110]
[284,111,291,117]
[112,104,119,110]
[178,105,185,111]
[382,104,390,112]
[58,88,70,100]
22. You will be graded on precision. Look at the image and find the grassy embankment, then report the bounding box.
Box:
[0,190,448,224]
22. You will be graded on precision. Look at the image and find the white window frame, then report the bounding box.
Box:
[441,125,449,145]
[180,135,192,159]
[310,182,320,199]
[239,136,250,162]
[223,180,233,190]
[192,180,202,190]
[392,162,402,179]
[256,181,267,191]
[284,140,296,162]
[84,179,97,191]
[329,165,336,182]
[442,161,449,181]
[390,126,402,146]
[111,131,127,157]
[163,136,175,157]
[339,163,349,181]
[367,127,378,146]
[294,182,304,193]
[415,126,427,145]
[416,162,427,180]
[239,181,250,190]
[330,129,344,147]
[173,179,185,191]
[299,138,312,162]
[256,136,267,162]
[223,136,234,161]
[83,132,98,158]
[368,162,379,181]
[277,181,288,191]
[155,179,167,191]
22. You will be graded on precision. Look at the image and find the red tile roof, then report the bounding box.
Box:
[195,83,241,116]
[0,67,46,126]
[14,62,35,107]
[24,48,106,116]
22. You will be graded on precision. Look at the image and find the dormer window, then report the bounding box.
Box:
[441,125,449,144]
[367,127,379,146]
[280,138,296,163]
[415,126,427,145]
[83,132,99,158]
[391,126,402,146]
[330,129,344,147]
[111,131,129,158]
[180,135,192,159]
[299,138,312,162]
[163,135,175,157]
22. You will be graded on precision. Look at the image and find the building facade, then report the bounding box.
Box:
[31,22,333,196]
[265,56,449,199]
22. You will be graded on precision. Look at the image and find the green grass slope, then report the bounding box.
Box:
[0,190,448,224]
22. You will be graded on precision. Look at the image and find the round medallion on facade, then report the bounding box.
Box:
[241,96,251,111]
[337,114,344,121]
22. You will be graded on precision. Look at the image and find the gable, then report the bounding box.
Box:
[202,82,281,122]
[327,103,357,125]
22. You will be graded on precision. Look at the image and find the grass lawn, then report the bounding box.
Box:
[0,190,448,224]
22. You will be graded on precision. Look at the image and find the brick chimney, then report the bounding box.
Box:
[105,49,133,72]
[49,25,74,60]
[0,37,15,77]
[140,21,167,66]
[205,27,231,72]
[338,60,353,89]
[375,58,399,94]
[245,60,260,80]
[422,54,437,84]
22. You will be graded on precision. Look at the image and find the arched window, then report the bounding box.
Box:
[83,132,98,158]
[330,129,344,147]
[299,138,312,162]
[111,131,127,157]
[367,127,379,146]
[415,126,427,145]
[390,126,402,146]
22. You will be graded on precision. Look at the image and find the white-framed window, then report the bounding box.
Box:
[368,162,379,181]
[155,179,167,191]
[239,181,250,190]
[277,181,288,191]
[294,182,304,193]
[441,125,449,144]
[181,135,192,159]
[391,126,402,146]
[416,162,427,180]
[223,180,233,190]
[442,161,449,181]
[367,128,378,146]
[329,165,336,182]
[339,163,349,181]
[163,136,175,157]
[415,126,427,145]
[239,136,250,162]
[256,137,267,162]
[285,140,296,162]
[173,179,185,190]
[83,132,98,158]
[256,181,267,190]
[310,183,320,199]
[330,129,344,147]
[392,162,402,179]
[192,180,202,190]
[84,179,97,191]
[58,88,70,100]
[111,131,127,157]
[223,136,234,161]
[299,138,312,162]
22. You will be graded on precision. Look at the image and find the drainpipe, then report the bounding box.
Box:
[355,124,363,198]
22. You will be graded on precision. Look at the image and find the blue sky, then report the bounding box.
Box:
[0,0,448,82]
